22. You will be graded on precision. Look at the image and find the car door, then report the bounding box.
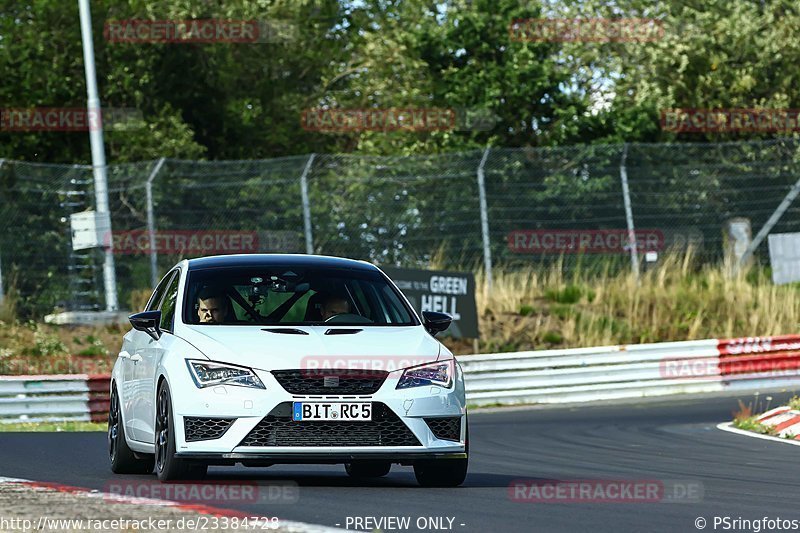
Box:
[133,269,180,445]
[126,270,175,442]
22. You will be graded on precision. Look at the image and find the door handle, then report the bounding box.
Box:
[119,351,131,360]
[130,354,143,363]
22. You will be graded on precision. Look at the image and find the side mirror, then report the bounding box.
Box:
[129,310,162,341]
[422,311,452,336]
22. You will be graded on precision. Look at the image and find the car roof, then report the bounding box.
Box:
[186,253,379,272]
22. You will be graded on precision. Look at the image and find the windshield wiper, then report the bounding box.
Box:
[261,328,309,335]
[325,328,363,335]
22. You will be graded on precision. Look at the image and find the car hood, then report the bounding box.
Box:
[178,325,442,371]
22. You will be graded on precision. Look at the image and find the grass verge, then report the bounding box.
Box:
[1,249,799,362]
[0,421,105,432]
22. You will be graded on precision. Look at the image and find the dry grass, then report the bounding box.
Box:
[446,248,800,354]
[732,400,778,435]
[0,273,20,324]
[0,320,121,375]
[2,248,799,369]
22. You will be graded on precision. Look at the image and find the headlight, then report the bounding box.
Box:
[186,360,265,389]
[396,360,454,389]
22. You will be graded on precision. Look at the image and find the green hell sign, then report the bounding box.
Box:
[382,267,479,339]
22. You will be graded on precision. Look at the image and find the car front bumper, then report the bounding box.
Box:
[167,363,468,460]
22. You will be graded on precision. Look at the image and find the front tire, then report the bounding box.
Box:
[414,415,469,487]
[413,458,468,487]
[155,381,207,481]
[109,385,154,474]
[345,461,391,478]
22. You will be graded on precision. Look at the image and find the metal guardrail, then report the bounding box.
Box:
[460,335,800,406]
[0,375,109,423]
[3,335,800,421]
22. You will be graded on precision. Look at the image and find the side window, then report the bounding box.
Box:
[145,272,175,312]
[158,271,181,332]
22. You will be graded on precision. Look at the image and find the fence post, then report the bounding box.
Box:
[619,143,640,281]
[0,158,4,306]
[79,0,118,311]
[145,157,165,288]
[736,176,800,272]
[300,154,316,255]
[477,147,493,289]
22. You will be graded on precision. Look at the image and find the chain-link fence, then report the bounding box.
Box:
[2,138,800,317]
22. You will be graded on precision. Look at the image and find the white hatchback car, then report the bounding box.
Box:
[109,254,468,486]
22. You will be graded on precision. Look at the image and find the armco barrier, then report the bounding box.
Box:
[460,334,800,406]
[0,374,110,423]
[4,334,800,421]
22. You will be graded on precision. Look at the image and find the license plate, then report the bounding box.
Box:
[292,402,372,421]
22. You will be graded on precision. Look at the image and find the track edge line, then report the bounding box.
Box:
[716,421,800,447]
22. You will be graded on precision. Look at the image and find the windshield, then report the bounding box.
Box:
[183,266,418,327]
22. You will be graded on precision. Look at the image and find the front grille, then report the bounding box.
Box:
[184,417,235,442]
[239,402,421,447]
[424,417,461,441]
[271,369,388,395]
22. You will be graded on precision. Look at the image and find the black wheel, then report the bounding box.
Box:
[414,415,468,487]
[155,382,207,482]
[344,461,391,478]
[413,458,468,487]
[109,384,154,474]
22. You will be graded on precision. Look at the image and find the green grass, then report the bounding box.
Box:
[466,402,514,410]
[788,396,800,411]
[732,400,778,436]
[731,416,777,435]
[0,421,106,432]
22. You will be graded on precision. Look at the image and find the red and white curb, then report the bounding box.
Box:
[0,477,344,532]
[717,405,800,447]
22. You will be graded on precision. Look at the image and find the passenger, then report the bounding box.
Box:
[320,294,351,321]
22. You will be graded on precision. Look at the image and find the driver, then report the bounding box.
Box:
[197,286,232,324]
[320,294,351,321]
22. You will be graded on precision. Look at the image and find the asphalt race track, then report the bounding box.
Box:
[2,391,799,533]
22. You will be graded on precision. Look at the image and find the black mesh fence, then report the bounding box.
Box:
[2,138,800,316]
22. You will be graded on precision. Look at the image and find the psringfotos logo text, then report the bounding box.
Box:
[104,19,296,44]
[509,18,664,42]
[661,108,800,133]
